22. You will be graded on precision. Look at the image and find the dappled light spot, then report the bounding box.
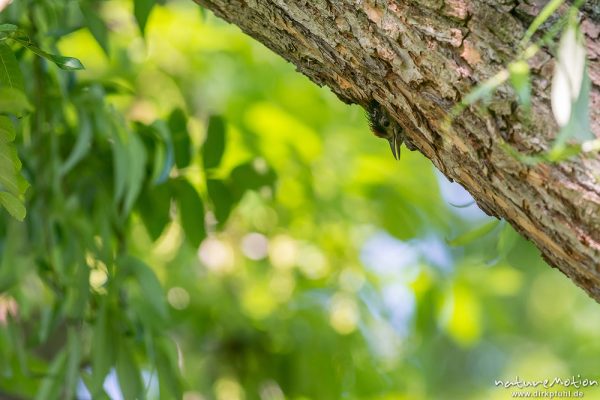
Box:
[183,391,206,400]
[486,265,523,296]
[329,293,359,335]
[528,271,577,323]
[241,232,269,260]
[441,285,482,347]
[259,380,285,400]
[242,283,278,320]
[214,377,245,400]
[153,221,184,261]
[168,286,190,310]
[198,237,236,274]
[87,253,109,293]
[269,272,296,302]
[268,235,298,270]
[338,268,366,292]
[297,244,329,279]
[0,295,18,326]
[363,319,402,365]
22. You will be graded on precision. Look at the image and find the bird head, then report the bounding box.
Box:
[367,101,403,160]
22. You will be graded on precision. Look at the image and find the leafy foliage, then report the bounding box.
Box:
[0,1,599,400]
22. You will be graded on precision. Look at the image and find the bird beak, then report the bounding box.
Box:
[388,134,401,160]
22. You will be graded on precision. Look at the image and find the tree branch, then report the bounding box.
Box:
[193,0,600,301]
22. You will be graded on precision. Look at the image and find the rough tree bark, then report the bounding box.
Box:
[193,0,600,301]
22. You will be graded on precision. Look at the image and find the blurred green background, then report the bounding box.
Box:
[0,1,599,399]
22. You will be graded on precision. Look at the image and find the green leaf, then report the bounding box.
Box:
[508,60,531,108]
[13,37,84,70]
[122,255,168,319]
[551,23,587,128]
[551,65,593,156]
[461,70,509,108]
[206,178,233,227]
[59,111,93,176]
[230,160,277,199]
[497,222,519,259]
[0,43,24,91]
[80,1,110,56]
[64,259,90,319]
[0,115,15,142]
[156,338,183,400]
[168,108,191,169]
[0,191,25,220]
[112,131,128,207]
[172,178,206,247]
[65,327,82,400]
[448,219,500,246]
[149,120,174,185]
[116,338,145,400]
[0,140,28,198]
[90,301,115,396]
[113,127,148,215]
[0,24,18,33]
[137,183,172,241]
[80,373,112,400]
[0,87,32,116]
[202,115,226,170]
[124,133,148,214]
[134,0,156,35]
[35,350,68,400]
[521,0,565,45]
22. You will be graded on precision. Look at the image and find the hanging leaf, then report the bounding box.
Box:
[112,125,148,215]
[0,43,24,91]
[134,0,156,35]
[206,178,234,227]
[116,338,145,400]
[79,1,110,56]
[123,133,148,214]
[0,116,15,142]
[448,220,500,246]
[550,65,593,160]
[168,108,191,169]
[0,87,32,116]
[508,60,531,108]
[0,24,18,34]
[230,159,277,199]
[0,141,26,191]
[156,338,183,400]
[13,36,84,70]
[172,178,206,247]
[59,111,93,176]
[0,191,25,221]
[497,222,519,259]
[551,23,586,128]
[520,0,566,45]
[149,120,174,185]
[121,255,168,320]
[90,301,115,397]
[64,327,82,400]
[35,350,68,400]
[137,182,172,241]
[202,115,226,170]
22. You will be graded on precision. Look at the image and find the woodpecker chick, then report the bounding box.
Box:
[367,101,404,160]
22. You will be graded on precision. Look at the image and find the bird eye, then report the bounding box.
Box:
[382,120,390,128]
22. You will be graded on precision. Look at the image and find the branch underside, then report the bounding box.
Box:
[194,0,600,301]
